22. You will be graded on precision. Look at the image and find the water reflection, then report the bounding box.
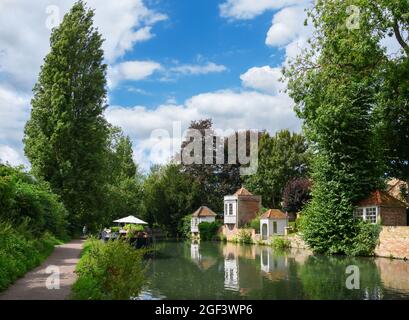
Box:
[141,241,409,300]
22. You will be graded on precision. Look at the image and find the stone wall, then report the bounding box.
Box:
[375,226,409,260]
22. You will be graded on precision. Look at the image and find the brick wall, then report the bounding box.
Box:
[380,207,407,226]
[237,196,261,227]
[375,226,409,259]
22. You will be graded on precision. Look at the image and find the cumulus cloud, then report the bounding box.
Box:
[0,0,166,91]
[108,61,162,88]
[106,89,299,170]
[240,66,284,94]
[0,85,31,166]
[265,5,308,46]
[219,0,304,20]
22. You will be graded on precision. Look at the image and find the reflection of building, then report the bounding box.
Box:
[260,209,288,239]
[222,243,262,294]
[190,242,217,271]
[260,247,288,281]
[191,206,217,235]
[224,254,239,291]
[375,258,409,294]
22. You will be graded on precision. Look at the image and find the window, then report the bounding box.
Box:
[225,204,228,215]
[273,221,277,234]
[354,208,364,219]
[229,203,233,215]
[365,207,377,223]
[354,207,377,224]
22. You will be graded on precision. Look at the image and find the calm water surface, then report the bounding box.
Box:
[138,241,409,300]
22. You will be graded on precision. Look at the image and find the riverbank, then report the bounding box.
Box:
[0,239,84,300]
[222,226,409,260]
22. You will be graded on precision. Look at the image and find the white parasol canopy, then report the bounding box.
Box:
[113,215,148,225]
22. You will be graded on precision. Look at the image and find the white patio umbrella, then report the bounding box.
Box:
[113,215,148,225]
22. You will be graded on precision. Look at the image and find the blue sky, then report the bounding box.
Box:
[0,0,314,169]
[111,0,283,108]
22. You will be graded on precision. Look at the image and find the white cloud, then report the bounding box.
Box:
[265,5,308,46]
[0,0,166,91]
[106,89,299,170]
[240,66,284,94]
[0,145,26,166]
[169,62,227,75]
[219,0,305,20]
[0,85,30,166]
[108,60,162,88]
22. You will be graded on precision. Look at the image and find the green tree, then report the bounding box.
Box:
[24,1,109,232]
[179,119,242,212]
[142,164,202,236]
[245,130,309,208]
[285,1,386,254]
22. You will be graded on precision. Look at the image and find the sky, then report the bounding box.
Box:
[0,0,315,171]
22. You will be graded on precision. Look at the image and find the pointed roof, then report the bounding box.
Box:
[356,190,408,208]
[260,209,287,220]
[113,215,147,224]
[234,187,253,196]
[192,206,217,217]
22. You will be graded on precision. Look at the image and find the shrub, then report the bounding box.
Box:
[237,229,253,244]
[123,224,144,238]
[271,236,291,250]
[0,165,68,238]
[198,221,221,241]
[178,214,192,238]
[71,239,145,300]
[346,221,381,256]
[0,221,60,291]
[250,216,260,233]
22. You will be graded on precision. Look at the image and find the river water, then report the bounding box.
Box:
[138,241,409,300]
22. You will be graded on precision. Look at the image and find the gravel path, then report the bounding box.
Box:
[0,239,84,300]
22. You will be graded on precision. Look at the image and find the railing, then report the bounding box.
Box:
[224,215,236,224]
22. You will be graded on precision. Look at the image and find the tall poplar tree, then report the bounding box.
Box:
[24,1,109,231]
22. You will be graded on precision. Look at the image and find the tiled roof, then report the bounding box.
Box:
[234,187,253,196]
[192,206,217,217]
[356,190,408,208]
[260,209,287,220]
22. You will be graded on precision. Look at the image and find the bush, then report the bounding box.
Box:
[250,216,260,233]
[71,239,145,300]
[198,221,221,241]
[346,221,381,256]
[237,229,253,244]
[178,214,192,238]
[0,165,68,238]
[271,236,291,250]
[0,221,60,291]
[110,226,120,232]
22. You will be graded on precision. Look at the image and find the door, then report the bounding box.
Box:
[262,223,268,240]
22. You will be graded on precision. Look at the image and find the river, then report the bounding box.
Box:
[138,241,409,300]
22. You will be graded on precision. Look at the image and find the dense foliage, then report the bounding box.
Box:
[0,165,68,238]
[71,239,145,300]
[198,221,222,241]
[0,222,61,291]
[142,164,202,236]
[245,130,310,208]
[285,0,389,254]
[24,1,110,232]
[282,177,311,214]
